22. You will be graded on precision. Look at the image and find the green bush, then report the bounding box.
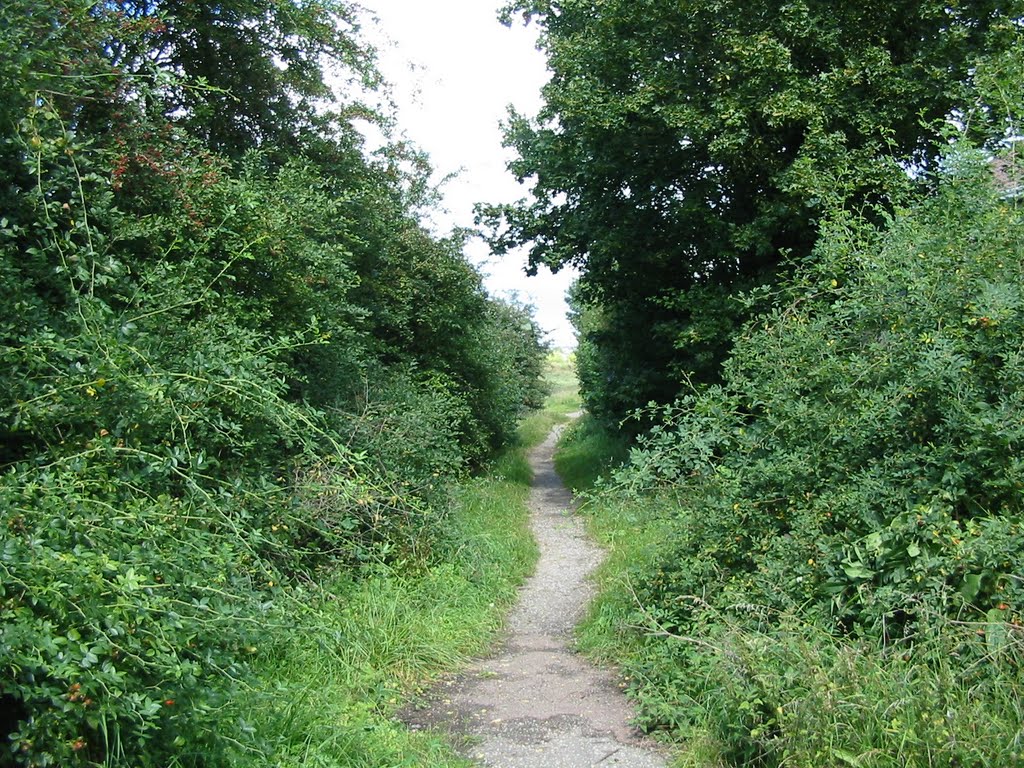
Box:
[621,149,1024,635]
[580,147,1024,763]
[1,467,265,766]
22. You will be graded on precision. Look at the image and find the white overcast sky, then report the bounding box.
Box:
[356,0,578,349]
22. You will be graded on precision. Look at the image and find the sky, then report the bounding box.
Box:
[356,0,578,349]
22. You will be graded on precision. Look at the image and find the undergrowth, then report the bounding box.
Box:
[566,422,1024,768]
[239,356,583,766]
[1,5,556,764]
[554,414,629,493]
[246,468,538,767]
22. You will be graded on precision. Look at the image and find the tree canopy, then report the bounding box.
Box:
[486,0,1024,422]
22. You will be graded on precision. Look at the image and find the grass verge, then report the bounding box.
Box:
[515,350,581,448]
[242,355,580,766]
[247,470,538,767]
[553,414,629,493]
[551,415,669,674]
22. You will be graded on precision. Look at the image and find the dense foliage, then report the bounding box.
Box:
[580,150,1024,765]
[624,151,1024,633]
[488,0,1024,423]
[0,2,547,765]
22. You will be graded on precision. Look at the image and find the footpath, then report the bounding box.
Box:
[401,423,668,767]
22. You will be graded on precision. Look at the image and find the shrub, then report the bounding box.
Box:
[587,147,1024,762]
[620,148,1024,636]
[1,467,266,766]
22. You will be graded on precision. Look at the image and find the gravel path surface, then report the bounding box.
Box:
[401,423,668,767]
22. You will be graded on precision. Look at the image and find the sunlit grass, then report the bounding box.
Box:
[516,350,581,447]
[249,461,538,766]
[244,361,585,766]
[553,414,629,493]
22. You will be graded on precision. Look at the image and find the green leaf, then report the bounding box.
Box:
[985,608,1009,653]
[834,748,865,766]
[841,561,874,580]
[959,573,983,602]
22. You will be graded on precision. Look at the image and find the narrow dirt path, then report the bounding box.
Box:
[401,423,668,767]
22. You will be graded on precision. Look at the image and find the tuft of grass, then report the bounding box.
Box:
[551,411,643,667]
[550,411,646,661]
[489,446,533,486]
[553,414,629,493]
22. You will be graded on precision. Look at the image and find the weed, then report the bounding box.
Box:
[239,380,552,766]
[554,414,630,493]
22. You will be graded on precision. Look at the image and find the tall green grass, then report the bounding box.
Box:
[242,358,585,766]
[514,350,581,447]
[247,473,538,766]
[553,414,629,493]
[248,477,538,764]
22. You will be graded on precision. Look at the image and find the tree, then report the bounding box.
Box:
[486,0,1024,423]
[83,0,379,159]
